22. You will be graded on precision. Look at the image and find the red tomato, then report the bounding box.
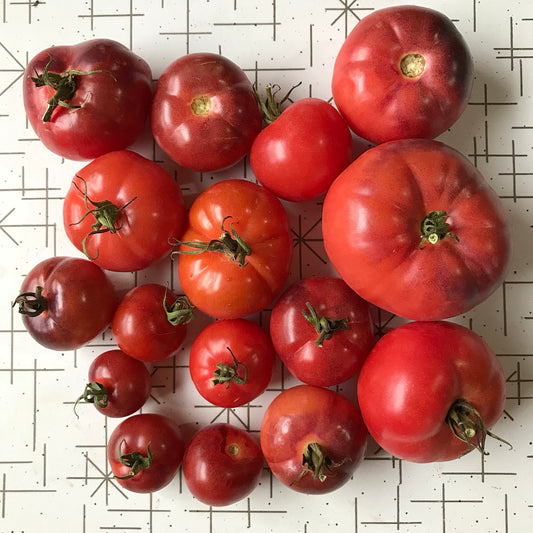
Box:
[75,349,151,418]
[112,283,193,362]
[357,321,507,463]
[107,413,185,493]
[189,318,275,408]
[174,178,292,319]
[23,39,152,160]
[151,52,262,172]
[13,256,116,351]
[322,139,511,321]
[183,423,264,506]
[269,276,374,387]
[331,5,473,144]
[250,92,353,202]
[260,385,367,494]
[63,150,187,272]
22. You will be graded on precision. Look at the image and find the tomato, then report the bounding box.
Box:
[250,89,353,202]
[322,139,511,321]
[74,349,151,418]
[13,256,116,351]
[357,321,507,463]
[107,413,185,493]
[151,52,262,172]
[260,385,367,494]
[63,150,187,272]
[182,423,263,506]
[189,318,275,408]
[23,38,152,160]
[269,276,374,387]
[331,5,474,144]
[174,178,292,319]
[112,283,194,362]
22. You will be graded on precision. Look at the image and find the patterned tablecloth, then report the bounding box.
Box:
[1,1,532,532]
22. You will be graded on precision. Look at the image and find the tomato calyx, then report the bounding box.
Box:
[13,285,48,317]
[69,175,137,260]
[419,210,459,249]
[172,216,251,267]
[254,82,302,125]
[302,302,349,347]
[212,347,249,388]
[115,440,155,479]
[163,291,195,326]
[73,381,108,419]
[291,442,346,485]
[31,55,116,122]
[446,398,512,454]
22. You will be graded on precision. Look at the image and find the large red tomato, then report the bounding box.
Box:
[174,178,293,319]
[63,150,187,272]
[13,256,116,351]
[322,139,511,321]
[331,5,473,144]
[151,52,262,172]
[269,276,374,386]
[260,385,368,494]
[250,92,353,202]
[23,39,152,160]
[357,321,507,463]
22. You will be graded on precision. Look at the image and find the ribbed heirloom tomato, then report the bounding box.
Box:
[174,178,293,319]
[322,138,511,321]
[23,38,152,160]
[63,150,187,272]
[331,5,474,143]
[357,321,507,463]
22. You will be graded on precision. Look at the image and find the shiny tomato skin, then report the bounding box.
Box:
[151,52,262,172]
[176,179,292,319]
[322,139,511,321]
[112,284,190,362]
[269,276,374,387]
[357,321,506,463]
[189,319,275,408]
[83,349,151,418]
[332,5,473,143]
[23,39,152,160]
[63,150,187,272]
[260,385,368,494]
[15,256,116,351]
[250,98,353,202]
[107,413,185,493]
[183,423,264,506]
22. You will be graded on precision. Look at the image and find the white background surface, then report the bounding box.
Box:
[1,1,533,532]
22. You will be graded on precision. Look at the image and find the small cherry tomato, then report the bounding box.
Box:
[189,318,275,408]
[269,276,375,386]
[74,349,151,418]
[260,385,368,494]
[151,52,262,172]
[107,413,185,493]
[112,284,194,362]
[13,256,116,351]
[183,423,264,506]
